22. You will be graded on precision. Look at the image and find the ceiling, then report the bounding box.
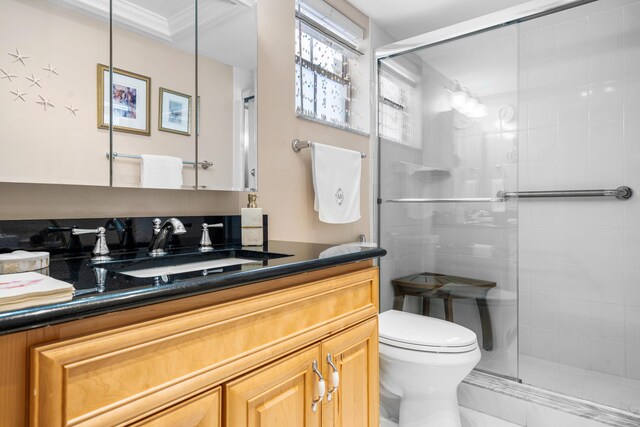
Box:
[348,0,532,40]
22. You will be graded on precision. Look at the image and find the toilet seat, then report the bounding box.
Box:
[379,310,478,354]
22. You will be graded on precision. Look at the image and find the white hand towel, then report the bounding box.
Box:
[311,143,361,224]
[140,154,183,189]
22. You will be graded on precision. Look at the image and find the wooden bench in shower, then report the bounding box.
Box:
[391,272,496,351]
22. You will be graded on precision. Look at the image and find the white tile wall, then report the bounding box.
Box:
[518,0,640,390]
[378,27,519,379]
[378,0,640,409]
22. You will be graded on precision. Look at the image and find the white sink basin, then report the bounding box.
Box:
[119,257,262,278]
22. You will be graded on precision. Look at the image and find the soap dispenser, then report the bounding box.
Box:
[241,193,263,246]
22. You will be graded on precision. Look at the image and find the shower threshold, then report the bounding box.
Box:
[461,369,640,427]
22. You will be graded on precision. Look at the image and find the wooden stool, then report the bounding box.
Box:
[391,272,496,351]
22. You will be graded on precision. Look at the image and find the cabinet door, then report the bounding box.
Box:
[321,318,379,427]
[226,345,323,427]
[129,387,221,427]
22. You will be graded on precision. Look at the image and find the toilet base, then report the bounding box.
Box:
[398,390,462,427]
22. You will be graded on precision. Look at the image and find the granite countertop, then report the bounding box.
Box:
[0,240,386,336]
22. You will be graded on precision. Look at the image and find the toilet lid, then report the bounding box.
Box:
[379,310,478,353]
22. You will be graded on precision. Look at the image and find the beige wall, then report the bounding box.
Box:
[0,0,110,187]
[256,0,371,244]
[0,0,373,245]
[0,0,235,190]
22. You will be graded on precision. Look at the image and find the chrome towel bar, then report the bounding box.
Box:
[292,139,366,158]
[106,152,213,169]
[382,186,632,204]
[384,197,505,203]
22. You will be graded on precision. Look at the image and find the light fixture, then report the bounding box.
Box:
[450,90,468,109]
[467,103,488,118]
[460,98,479,115]
[447,82,488,118]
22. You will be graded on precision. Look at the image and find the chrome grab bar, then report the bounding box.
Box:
[500,186,632,200]
[381,186,632,204]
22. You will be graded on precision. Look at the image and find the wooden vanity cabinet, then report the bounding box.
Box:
[23,263,379,427]
[225,318,378,427]
[321,318,378,427]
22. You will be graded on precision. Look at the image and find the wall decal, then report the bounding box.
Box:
[0,68,18,82]
[42,63,59,77]
[9,89,27,102]
[25,73,42,88]
[8,48,29,66]
[65,104,79,116]
[36,94,54,111]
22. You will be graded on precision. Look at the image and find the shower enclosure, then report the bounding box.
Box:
[377,0,640,414]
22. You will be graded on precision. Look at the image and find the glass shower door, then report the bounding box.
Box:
[378,24,520,379]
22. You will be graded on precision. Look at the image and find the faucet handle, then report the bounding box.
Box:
[152,218,162,236]
[199,223,224,252]
[72,227,112,262]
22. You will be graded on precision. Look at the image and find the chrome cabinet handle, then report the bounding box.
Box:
[326,353,340,401]
[311,360,325,412]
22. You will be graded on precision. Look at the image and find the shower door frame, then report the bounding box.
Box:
[374,0,600,383]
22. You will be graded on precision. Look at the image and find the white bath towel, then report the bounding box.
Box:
[311,143,361,224]
[140,154,183,189]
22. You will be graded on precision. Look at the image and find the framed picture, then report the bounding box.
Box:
[159,88,192,136]
[97,64,151,136]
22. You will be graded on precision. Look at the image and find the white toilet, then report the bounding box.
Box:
[379,310,481,427]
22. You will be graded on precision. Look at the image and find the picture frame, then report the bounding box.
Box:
[97,64,151,136]
[159,87,192,136]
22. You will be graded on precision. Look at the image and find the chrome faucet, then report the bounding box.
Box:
[71,227,112,262]
[105,217,136,249]
[199,222,224,252]
[148,218,186,257]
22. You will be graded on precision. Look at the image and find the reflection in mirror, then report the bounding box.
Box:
[197,0,257,191]
[111,0,197,190]
[0,0,110,187]
[0,0,257,192]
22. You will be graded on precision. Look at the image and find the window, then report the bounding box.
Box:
[294,0,367,134]
[378,62,418,148]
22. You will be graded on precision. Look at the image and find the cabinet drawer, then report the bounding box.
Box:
[30,267,379,427]
[129,387,220,427]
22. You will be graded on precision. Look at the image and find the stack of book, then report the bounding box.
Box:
[0,272,75,312]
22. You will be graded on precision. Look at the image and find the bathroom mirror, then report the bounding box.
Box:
[0,0,257,191]
[197,0,258,191]
[0,0,110,187]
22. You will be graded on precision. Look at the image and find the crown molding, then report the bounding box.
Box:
[50,0,255,43]
[169,0,253,37]
[50,0,172,42]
